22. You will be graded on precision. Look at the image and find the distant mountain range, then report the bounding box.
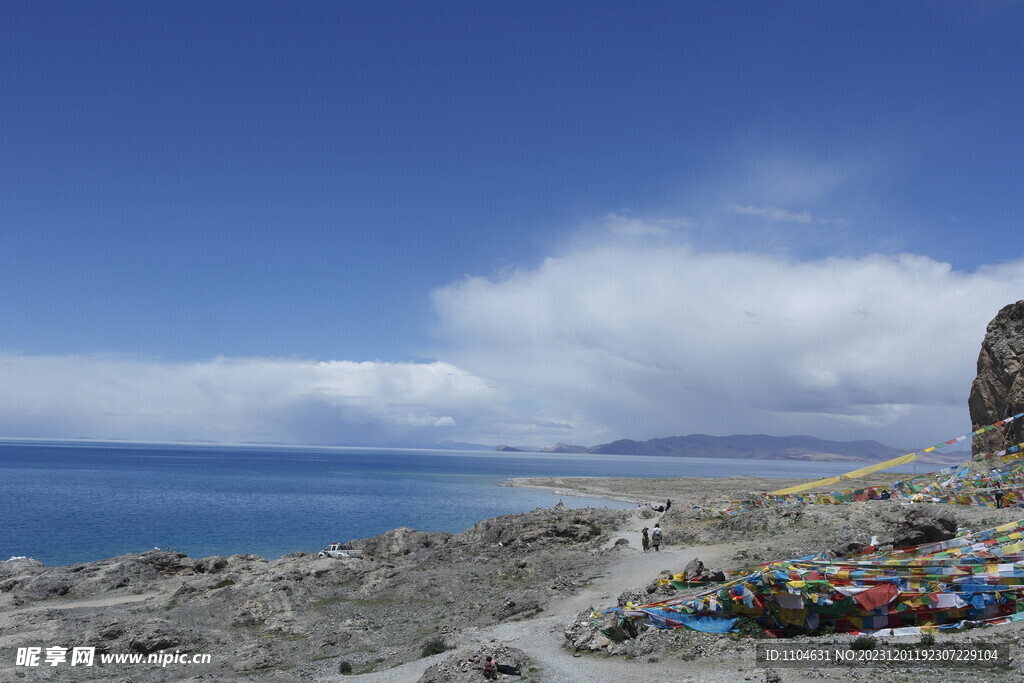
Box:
[493,434,969,465]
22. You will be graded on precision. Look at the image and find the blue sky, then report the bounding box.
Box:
[3,2,1024,448]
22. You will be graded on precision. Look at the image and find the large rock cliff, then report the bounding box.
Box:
[968,301,1024,456]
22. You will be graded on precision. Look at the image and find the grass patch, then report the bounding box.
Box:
[602,618,639,643]
[808,623,837,637]
[338,660,353,675]
[851,635,877,651]
[210,578,235,589]
[311,595,349,607]
[734,616,767,639]
[421,636,449,657]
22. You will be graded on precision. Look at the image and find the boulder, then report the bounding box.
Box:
[0,557,44,576]
[618,588,647,605]
[832,539,867,557]
[565,609,612,651]
[352,527,452,559]
[683,558,705,580]
[492,597,541,620]
[891,507,957,548]
[138,550,190,573]
[606,627,689,658]
[460,503,620,548]
[128,625,187,655]
[418,644,532,683]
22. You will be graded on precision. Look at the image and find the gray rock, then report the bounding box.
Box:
[618,588,646,605]
[683,558,705,580]
[833,539,867,557]
[0,557,44,575]
[891,506,958,548]
[354,526,452,559]
[969,300,1024,456]
[493,597,541,620]
[418,644,532,682]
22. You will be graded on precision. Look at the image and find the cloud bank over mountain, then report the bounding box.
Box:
[432,240,1024,447]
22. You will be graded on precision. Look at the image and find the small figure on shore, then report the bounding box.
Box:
[641,527,650,552]
[651,523,662,552]
[483,655,498,680]
[665,498,671,512]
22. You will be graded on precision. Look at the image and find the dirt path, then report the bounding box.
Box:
[11,591,158,613]
[326,512,742,682]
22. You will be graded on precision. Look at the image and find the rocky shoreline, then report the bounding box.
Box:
[4,475,1024,681]
[1,500,631,682]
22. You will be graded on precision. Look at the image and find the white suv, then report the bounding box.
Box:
[318,542,363,559]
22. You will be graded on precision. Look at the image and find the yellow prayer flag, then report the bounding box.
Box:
[769,452,917,495]
[770,476,842,496]
[840,453,918,479]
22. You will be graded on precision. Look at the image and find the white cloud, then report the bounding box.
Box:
[729,204,815,223]
[605,212,695,236]
[728,204,849,226]
[0,356,499,446]
[432,243,1024,448]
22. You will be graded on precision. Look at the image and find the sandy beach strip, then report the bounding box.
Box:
[504,471,909,507]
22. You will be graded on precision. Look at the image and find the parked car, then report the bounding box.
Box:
[318,542,363,559]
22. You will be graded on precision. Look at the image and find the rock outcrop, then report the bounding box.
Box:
[418,644,534,682]
[0,504,629,682]
[887,506,957,548]
[969,301,1024,456]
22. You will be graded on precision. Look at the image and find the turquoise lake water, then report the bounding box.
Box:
[0,440,921,566]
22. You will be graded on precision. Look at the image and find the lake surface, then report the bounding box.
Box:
[0,440,921,565]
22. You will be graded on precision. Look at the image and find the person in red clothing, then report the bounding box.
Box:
[482,655,498,680]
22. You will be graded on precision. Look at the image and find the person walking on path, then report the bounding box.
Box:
[651,524,662,552]
[641,527,650,552]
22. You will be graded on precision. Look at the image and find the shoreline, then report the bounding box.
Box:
[501,476,647,504]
